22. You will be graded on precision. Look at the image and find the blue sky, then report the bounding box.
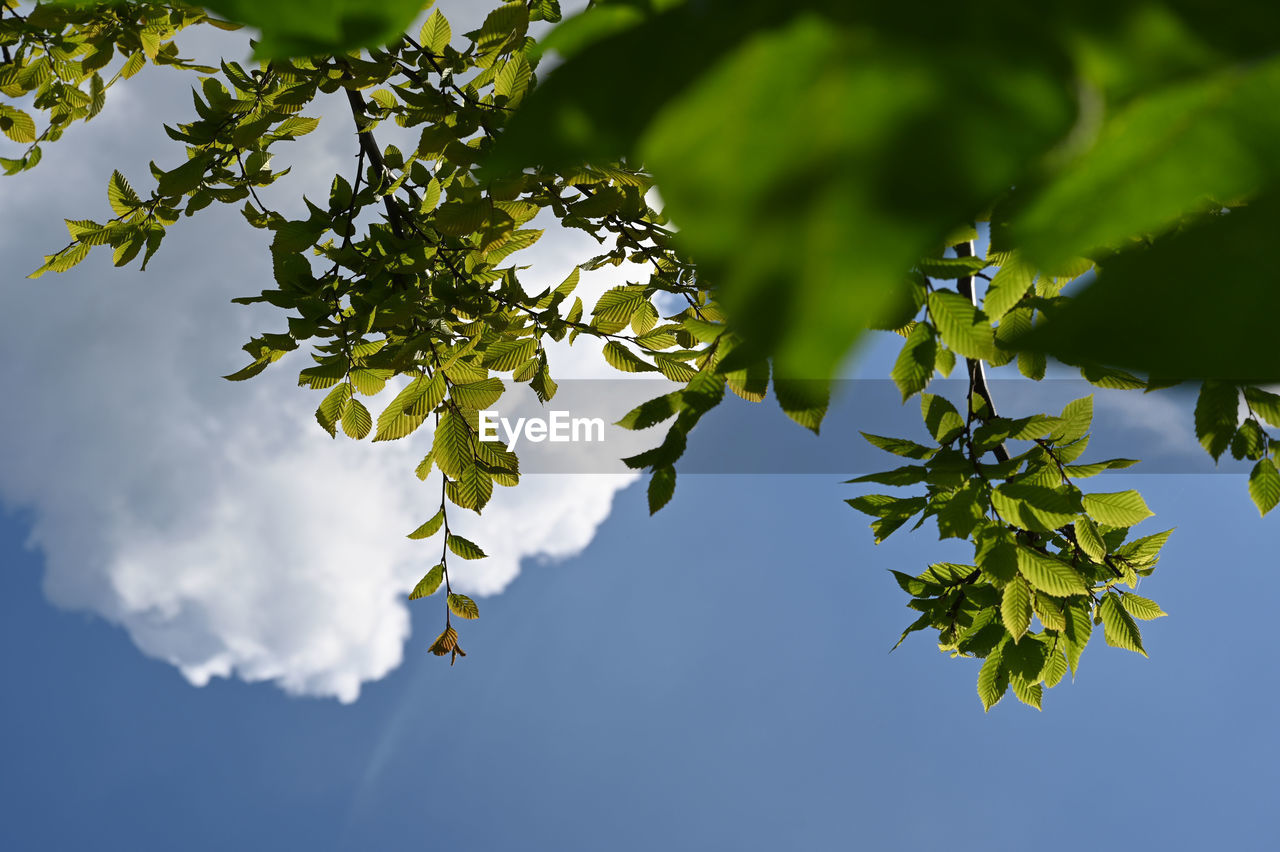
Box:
[2,2,1278,849]
[4,466,1278,850]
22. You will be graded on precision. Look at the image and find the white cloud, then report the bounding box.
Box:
[0,24,641,702]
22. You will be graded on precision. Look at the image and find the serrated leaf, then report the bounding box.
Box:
[316,382,352,437]
[921,392,964,444]
[648,466,676,514]
[349,367,392,396]
[991,483,1083,532]
[409,565,444,600]
[774,378,827,434]
[1062,601,1092,676]
[448,593,479,620]
[420,9,452,53]
[1033,592,1066,631]
[890,322,936,400]
[407,508,445,540]
[429,625,458,655]
[602,341,657,373]
[451,378,504,410]
[591,285,646,334]
[107,169,140,216]
[1010,676,1043,710]
[1016,547,1089,596]
[1001,575,1031,642]
[928,291,996,360]
[1074,516,1107,561]
[861,432,936,460]
[1113,529,1174,565]
[1099,592,1146,656]
[1041,650,1068,688]
[984,257,1034,320]
[341,398,372,439]
[977,642,1009,712]
[1195,381,1239,461]
[1119,592,1167,621]
[446,534,486,560]
[1243,387,1280,428]
[845,466,928,487]
[432,408,474,478]
[1082,491,1153,528]
[616,392,681,430]
[1248,458,1280,516]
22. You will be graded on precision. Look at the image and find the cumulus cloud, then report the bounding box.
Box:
[0,17,641,702]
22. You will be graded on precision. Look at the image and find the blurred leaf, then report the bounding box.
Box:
[1023,195,1280,381]
[1011,54,1280,272]
[491,2,1072,376]
[188,0,426,58]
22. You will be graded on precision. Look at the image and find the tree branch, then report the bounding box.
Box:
[955,239,1009,463]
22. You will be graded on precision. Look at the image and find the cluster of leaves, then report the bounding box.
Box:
[6,0,1279,708]
[0,1,228,174]
[850,383,1171,710]
[12,0,793,661]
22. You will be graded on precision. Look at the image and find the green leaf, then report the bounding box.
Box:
[1113,529,1174,565]
[432,409,474,479]
[921,393,964,444]
[107,169,140,216]
[340,398,372,439]
[973,524,1018,584]
[446,534,486,560]
[0,106,36,143]
[448,593,480,620]
[1055,396,1094,443]
[616,393,681,431]
[602,341,657,373]
[775,378,827,434]
[1062,601,1092,676]
[991,483,1084,532]
[1016,547,1089,596]
[1010,676,1043,710]
[156,153,211,197]
[1099,592,1146,656]
[890,322,936,401]
[409,566,445,600]
[1248,458,1280,516]
[934,481,984,540]
[420,9,452,53]
[195,0,429,58]
[1082,491,1154,528]
[591,286,647,334]
[648,466,676,514]
[983,256,1034,320]
[977,642,1010,712]
[861,432,936,460]
[1001,576,1032,642]
[845,466,928,487]
[1119,593,1168,621]
[1195,381,1240,460]
[491,8,1072,378]
[927,291,996,361]
[407,508,445,540]
[1073,516,1107,562]
[1023,194,1280,382]
[1244,387,1280,428]
[1041,650,1069,688]
[1012,54,1280,273]
[315,382,352,437]
[451,378,505,411]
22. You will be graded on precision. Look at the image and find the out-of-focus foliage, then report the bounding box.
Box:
[5,0,1279,709]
